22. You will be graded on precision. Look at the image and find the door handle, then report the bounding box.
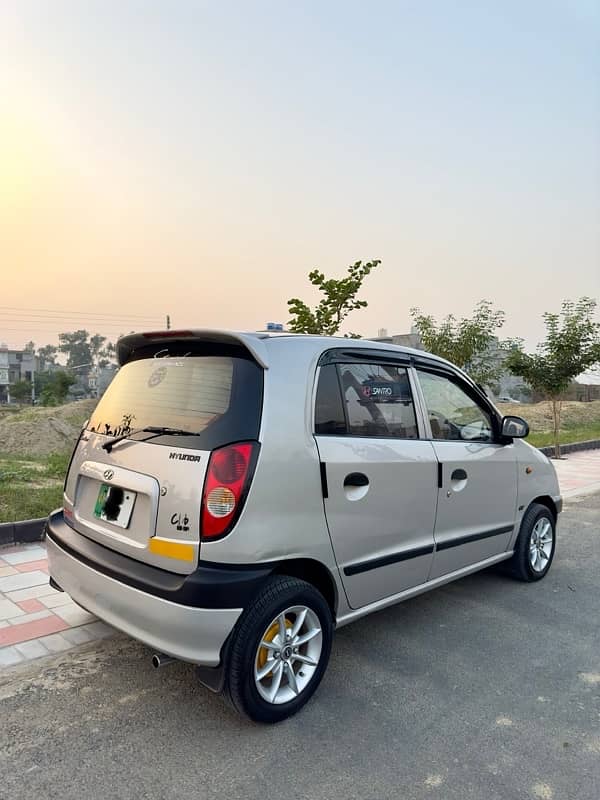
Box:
[344,472,369,488]
[449,468,468,494]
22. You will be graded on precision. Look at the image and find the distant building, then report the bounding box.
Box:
[0,346,8,403]
[0,345,38,403]
[368,327,423,351]
[87,365,118,398]
[566,373,600,402]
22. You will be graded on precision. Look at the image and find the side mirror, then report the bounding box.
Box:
[501,415,529,439]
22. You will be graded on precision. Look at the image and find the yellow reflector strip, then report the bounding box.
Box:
[148,538,195,562]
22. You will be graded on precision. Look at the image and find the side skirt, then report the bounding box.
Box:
[335,551,513,628]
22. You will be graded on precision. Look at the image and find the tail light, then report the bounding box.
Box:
[201,442,259,540]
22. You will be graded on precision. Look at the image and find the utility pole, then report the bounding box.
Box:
[166,314,171,330]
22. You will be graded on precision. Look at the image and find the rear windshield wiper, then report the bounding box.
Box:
[101,426,201,453]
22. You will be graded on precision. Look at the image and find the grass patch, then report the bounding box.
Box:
[526,422,600,448]
[44,451,71,478]
[0,452,70,481]
[0,451,68,522]
[0,484,62,523]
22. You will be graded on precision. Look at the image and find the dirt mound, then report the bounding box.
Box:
[0,399,98,456]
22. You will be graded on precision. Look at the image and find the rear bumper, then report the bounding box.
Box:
[46,514,244,666]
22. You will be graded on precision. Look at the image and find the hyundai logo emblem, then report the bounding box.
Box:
[104,469,114,480]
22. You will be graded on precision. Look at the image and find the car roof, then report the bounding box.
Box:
[261,332,439,362]
[117,328,455,372]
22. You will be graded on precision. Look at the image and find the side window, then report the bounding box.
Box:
[338,363,418,439]
[315,364,346,435]
[417,370,494,442]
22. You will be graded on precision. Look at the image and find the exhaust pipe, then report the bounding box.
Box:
[152,653,176,669]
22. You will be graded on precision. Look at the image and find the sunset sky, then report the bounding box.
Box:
[1,1,599,352]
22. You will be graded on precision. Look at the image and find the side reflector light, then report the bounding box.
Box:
[148,538,195,562]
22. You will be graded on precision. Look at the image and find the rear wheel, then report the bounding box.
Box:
[505,503,556,581]
[225,575,333,723]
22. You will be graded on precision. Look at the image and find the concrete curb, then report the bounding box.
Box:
[0,517,46,547]
[538,439,600,457]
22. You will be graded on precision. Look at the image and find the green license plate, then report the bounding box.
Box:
[94,483,137,529]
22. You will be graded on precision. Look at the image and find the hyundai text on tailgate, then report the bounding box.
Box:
[46,330,562,722]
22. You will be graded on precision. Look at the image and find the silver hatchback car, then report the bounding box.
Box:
[46,330,561,723]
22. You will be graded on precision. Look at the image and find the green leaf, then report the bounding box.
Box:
[287,259,380,336]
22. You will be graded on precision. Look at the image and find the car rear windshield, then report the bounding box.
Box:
[87,354,263,450]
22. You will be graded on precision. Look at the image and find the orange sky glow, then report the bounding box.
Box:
[1,3,598,352]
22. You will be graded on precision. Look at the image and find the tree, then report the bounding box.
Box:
[37,344,58,367]
[90,334,107,366]
[57,331,116,372]
[97,339,117,369]
[11,379,32,403]
[515,383,532,401]
[287,259,381,336]
[23,341,35,354]
[506,297,600,458]
[58,330,92,369]
[34,371,51,397]
[37,371,76,406]
[410,300,507,386]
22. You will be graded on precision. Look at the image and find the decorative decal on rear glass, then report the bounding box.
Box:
[148,366,168,388]
[90,413,136,438]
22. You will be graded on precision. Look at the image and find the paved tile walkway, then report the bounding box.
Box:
[550,449,600,498]
[0,544,112,667]
[0,449,599,669]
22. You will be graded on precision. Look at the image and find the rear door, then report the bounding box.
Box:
[414,366,518,580]
[64,347,263,574]
[314,354,438,609]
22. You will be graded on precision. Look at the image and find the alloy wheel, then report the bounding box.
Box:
[254,605,323,705]
[529,517,553,572]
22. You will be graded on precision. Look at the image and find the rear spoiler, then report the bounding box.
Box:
[116,329,270,369]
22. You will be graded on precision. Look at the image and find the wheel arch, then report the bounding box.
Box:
[529,495,558,522]
[270,558,339,619]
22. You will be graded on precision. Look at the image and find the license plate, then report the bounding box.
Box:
[94,483,137,529]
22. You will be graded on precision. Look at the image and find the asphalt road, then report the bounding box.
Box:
[1,494,599,800]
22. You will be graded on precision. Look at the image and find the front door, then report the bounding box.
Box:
[314,359,438,609]
[415,368,518,580]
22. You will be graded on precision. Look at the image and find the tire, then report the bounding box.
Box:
[225,575,333,723]
[505,503,556,582]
